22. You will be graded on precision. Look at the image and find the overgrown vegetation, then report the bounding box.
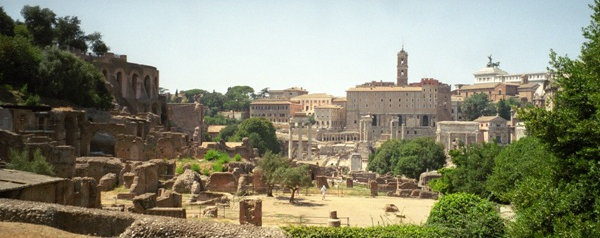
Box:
[7,148,55,176]
[426,193,505,237]
[0,6,112,108]
[367,138,446,179]
[283,224,451,238]
[230,117,280,155]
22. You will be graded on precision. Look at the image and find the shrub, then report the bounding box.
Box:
[24,93,40,106]
[175,166,184,174]
[212,162,224,172]
[204,149,220,161]
[7,148,55,176]
[233,153,242,161]
[427,193,504,237]
[202,168,211,176]
[190,163,200,173]
[283,224,451,238]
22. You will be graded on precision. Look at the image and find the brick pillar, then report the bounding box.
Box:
[369,180,378,197]
[346,178,353,188]
[239,199,262,226]
[328,210,341,227]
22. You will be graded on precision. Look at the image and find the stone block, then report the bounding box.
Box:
[239,198,262,226]
[369,180,378,197]
[206,172,237,193]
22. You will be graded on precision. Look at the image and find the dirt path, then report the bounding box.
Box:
[186,193,436,227]
[0,222,91,238]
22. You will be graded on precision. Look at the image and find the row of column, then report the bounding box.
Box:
[288,120,312,160]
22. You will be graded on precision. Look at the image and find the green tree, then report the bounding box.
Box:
[231,117,280,155]
[7,148,55,176]
[427,193,505,237]
[55,16,87,52]
[0,7,15,36]
[511,1,600,235]
[257,87,269,99]
[367,138,446,179]
[274,165,312,203]
[257,151,290,197]
[21,5,56,47]
[37,47,113,109]
[214,123,238,142]
[0,34,42,86]
[486,137,557,203]
[85,32,109,56]
[224,85,254,111]
[461,93,496,121]
[430,142,501,199]
[496,98,521,120]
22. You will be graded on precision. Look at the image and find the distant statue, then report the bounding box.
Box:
[487,55,501,68]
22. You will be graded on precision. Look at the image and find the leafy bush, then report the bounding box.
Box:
[190,163,200,173]
[204,149,221,161]
[233,153,242,161]
[367,138,446,179]
[175,166,184,174]
[24,93,40,106]
[202,168,211,176]
[427,193,504,237]
[7,148,55,176]
[212,162,224,172]
[283,224,451,238]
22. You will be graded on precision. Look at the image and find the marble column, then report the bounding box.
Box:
[297,124,303,160]
[288,122,294,159]
[307,122,312,160]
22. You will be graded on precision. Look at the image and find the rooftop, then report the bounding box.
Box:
[346,86,422,92]
[207,125,227,134]
[250,100,295,105]
[0,169,65,192]
[314,104,343,109]
[460,83,501,90]
[474,67,509,76]
[290,93,334,100]
[474,115,504,122]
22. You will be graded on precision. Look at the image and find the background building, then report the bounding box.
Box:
[249,100,301,124]
[267,87,308,100]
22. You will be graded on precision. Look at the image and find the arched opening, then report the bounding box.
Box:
[151,103,158,114]
[102,69,108,80]
[154,77,159,96]
[144,75,151,98]
[116,72,124,97]
[89,131,116,156]
[132,74,139,99]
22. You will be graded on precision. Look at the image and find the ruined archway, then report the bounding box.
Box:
[90,131,116,156]
[131,73,139,99]
[144,75,151,99]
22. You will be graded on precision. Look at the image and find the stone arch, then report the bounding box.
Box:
[89,131,116,156]
[151,103,159,114]
[82,123,127,156]
[114,68,126,97]
[131,72,140,99]
[144,75,152,98]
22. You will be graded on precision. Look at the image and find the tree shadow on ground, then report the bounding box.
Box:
[274,196,325,207]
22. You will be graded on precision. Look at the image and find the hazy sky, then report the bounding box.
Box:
[1,1,592,96]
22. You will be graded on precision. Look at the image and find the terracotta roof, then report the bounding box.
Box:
[290,93,334,100]
[474,115,504,122]
[250,100,294,105]
[346,86,422,92]
[460,83,501,90]
[314,105,343,109]
[518,83,539,89]
[207,125,227,133]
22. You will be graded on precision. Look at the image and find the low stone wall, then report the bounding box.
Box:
[0,198,285,237]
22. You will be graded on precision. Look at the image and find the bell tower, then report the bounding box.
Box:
[397,47,408,86]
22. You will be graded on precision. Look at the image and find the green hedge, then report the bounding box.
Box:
[282,225,451,238]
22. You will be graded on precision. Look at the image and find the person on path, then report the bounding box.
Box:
[321,185,327,200]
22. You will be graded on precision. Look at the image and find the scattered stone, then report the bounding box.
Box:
[98,173,117,191]
[384,204,399,212]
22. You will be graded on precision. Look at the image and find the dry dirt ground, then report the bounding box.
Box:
[0,222,91,238]
[185,192,436,227]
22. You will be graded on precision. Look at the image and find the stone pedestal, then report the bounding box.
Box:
[369,180,378,197]
[328,210,341,227]
[345,178,353,188]
[239,199,262,226]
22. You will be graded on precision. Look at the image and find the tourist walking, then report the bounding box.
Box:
[321,185,327,200]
